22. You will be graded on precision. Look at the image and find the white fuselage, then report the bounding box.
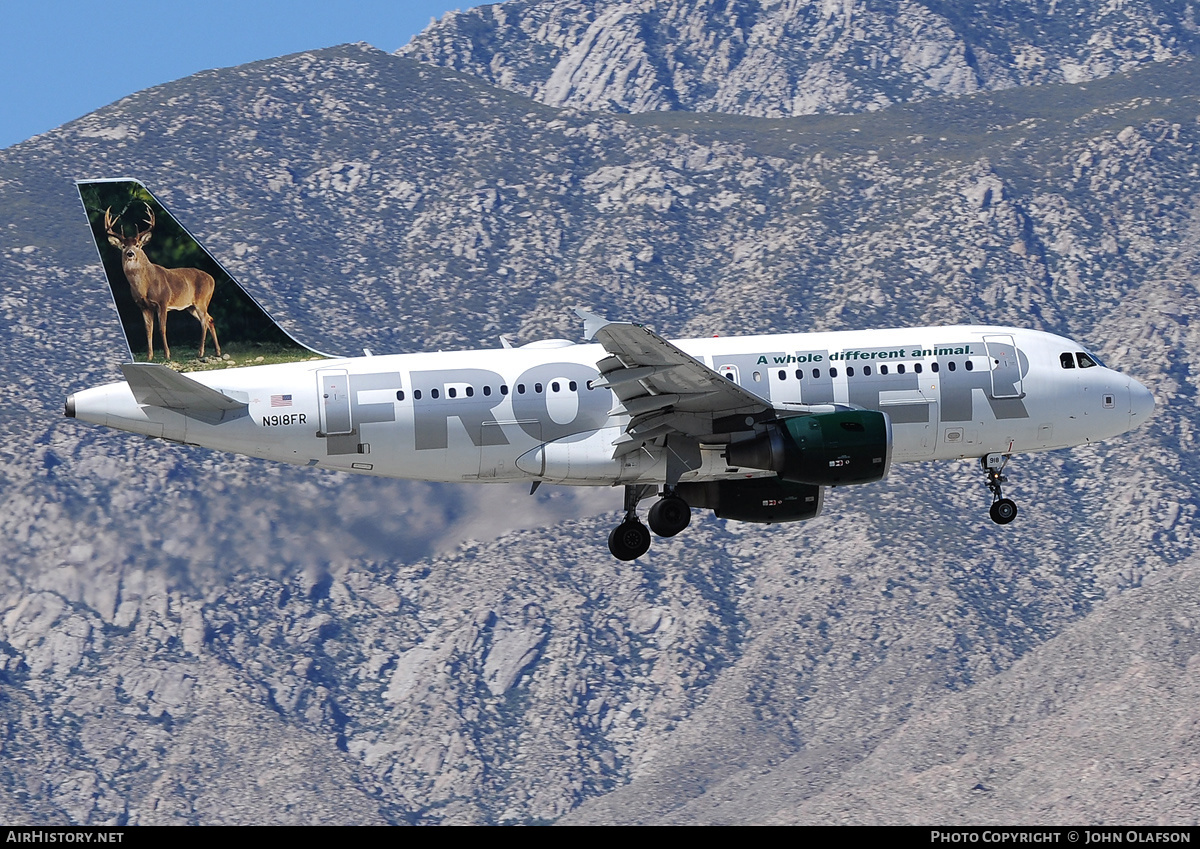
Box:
[69,325,1154,486]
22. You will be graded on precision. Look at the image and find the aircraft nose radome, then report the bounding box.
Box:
[1130,379,1155,424]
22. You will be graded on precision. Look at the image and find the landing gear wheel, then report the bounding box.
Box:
[990,498,1018,525]
[648,496,691,537]
[608,520,652,561]
[981,453,1019,526]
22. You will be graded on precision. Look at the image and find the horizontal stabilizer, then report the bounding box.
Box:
[120,363,248,425]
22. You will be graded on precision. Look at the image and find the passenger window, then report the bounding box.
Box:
[948,362,956,372]
[914,363,923,374]
[753,372,762,382]
[483,385,491,396]
[535,383,543,393]
[725,373,735,381]
[847,367,855,377]
[863,366,872,376]
[931,362,939,373]
[812,368,820,378]
[431,388,440,399]
[501,385,509,395]
[448,387,456,398]
[517,384,525,395]
[551,382,560,392]
[778,369,787,380]
[396,390,405,401]
[795,369,803,380]
[1077,352,1098,368]
[569,381,577,391]
[830,367,838,378]
[880,365,888,375]
[414,390,422,400]
[1060,353,1076,369]
[897,364,905,374]
[965,361,973,371]
[466,386,474,397]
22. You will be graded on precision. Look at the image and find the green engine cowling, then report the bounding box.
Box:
[725,409,892,486]
[675,478,823,524]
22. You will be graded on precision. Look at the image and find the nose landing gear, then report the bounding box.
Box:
[982,454,1018,525]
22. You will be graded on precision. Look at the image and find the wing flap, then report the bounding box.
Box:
[577,310,774,472]
[587,319,767,418]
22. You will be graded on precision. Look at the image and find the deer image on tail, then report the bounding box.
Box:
[104,204,221,361]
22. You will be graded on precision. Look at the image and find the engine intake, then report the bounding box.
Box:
[725,410,892,486]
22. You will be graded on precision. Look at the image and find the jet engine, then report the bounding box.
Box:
[724,410,892,486]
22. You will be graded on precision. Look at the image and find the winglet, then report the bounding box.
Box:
[120,362,248,425]
[575,308,611,341]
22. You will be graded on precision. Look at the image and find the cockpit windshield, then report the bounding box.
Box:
[1061,351,1106,369]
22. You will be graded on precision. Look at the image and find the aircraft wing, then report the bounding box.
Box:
[120,363,249,425]
[578,310,773,467]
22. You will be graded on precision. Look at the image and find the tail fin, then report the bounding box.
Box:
[76,178,325,373]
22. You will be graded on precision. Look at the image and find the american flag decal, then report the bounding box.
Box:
[271,394,293,407]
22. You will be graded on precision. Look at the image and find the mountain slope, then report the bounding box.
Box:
[0,42,1196,822]
[402,0,1200,116]
[571,556,1200,824]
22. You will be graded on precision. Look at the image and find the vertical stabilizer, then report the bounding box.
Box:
[77,178,325,372]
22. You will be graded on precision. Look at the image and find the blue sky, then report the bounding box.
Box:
[0,1,470,150]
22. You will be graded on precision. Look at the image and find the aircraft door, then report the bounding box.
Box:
[317,369,354,435]
[879,399,937,458]
[984,335,1023,399]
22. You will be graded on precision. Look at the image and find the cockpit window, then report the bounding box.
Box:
[1060,352,1076,369]
[1077,352,1099,369]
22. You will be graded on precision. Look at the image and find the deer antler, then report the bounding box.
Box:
[138,203,155,241]
[104,207,124,239]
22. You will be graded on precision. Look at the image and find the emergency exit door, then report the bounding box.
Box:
[317,369,353,435]
[983,335,1023,399]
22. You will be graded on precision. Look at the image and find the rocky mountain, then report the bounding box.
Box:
[0,14,1197,825]
[571,554,1200,824]
[402,0,1200,116]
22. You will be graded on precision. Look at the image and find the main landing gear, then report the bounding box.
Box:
[608,485,692,561]
[982,454,1018,525]
[648,493,691,537]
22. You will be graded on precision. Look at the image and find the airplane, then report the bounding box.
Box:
[67,179,1156,561]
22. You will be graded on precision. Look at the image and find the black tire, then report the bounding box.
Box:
[648,496,691,537]
[990,498,1018,525]
[608,520,652,561]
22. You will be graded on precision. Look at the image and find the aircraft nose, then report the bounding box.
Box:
[1130,378,1155,425]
